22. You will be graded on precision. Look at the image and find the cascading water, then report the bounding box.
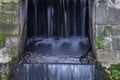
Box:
[12,0,97,80]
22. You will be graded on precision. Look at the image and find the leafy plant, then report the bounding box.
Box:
[96,36,104,49]
[109,64,120,80]
[111,70,120,80]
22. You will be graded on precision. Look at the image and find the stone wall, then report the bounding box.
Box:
[0,0,18,79]
[96,0,120,68]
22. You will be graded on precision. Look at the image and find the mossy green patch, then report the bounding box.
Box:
[96,36,105,49]
[11,48,18,58]
[0,34,5,46]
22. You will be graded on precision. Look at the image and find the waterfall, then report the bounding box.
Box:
[14,0,97,80]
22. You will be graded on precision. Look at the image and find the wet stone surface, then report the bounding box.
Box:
[19,50,95,65]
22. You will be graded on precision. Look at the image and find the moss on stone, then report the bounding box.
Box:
[11,48,18,58]
[0,34,5,46]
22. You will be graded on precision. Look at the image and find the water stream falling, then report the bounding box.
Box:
[13,0,97,80]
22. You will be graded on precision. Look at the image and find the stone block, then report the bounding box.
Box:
[102,26,112,37]
[96,0,120,24]
[96,25,112,37]
[0,47,11,63]
[112,25,120,36]
[96,25,105,36]
[112,37,120,50]
[5,36,19,48]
